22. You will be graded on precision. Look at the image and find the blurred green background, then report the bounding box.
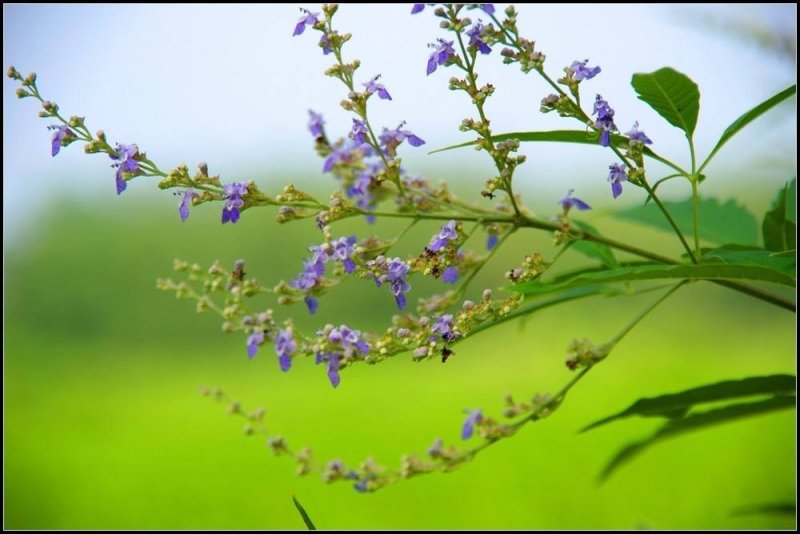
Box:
[4,166,795,529]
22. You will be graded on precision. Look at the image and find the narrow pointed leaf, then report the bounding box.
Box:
[702,245,796,276]
[582,374,795,432]
[700,85,796,173]
[511,263,796,297]
[599,395,795,482]
[731,502,796,517]
[292,495,317,530]
[429,130,682,172]
[763,178,797,251]
[631,67,700,137]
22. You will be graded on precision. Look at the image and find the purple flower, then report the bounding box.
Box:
[49,124,72,157]
[350,119,369,145]
[559,189,591,212]
[385,258,411,309]
[370,256,412,309]
[323,141,367,173]
[327,353,341,388]
[379,122,426,151]
[353,479,368,493]
[428,220,458,252]
[308,110,325,138]
[291,253,326,313]
[292,9,319,36]
[486,234,499,250]
[427,39,455,75]
[275,329,296,372]
[479,4,495,15]
[607,163,627,199]
[466,21,492,55]
[319,33,333,55]
[432,314,458,342]
[109,143,139,195]
[442,266,459,284]
[363,75,392,100]
[331,235,358,273]
[569,59,601,81]
[222,182,247,224]
[411,3,425,14]
[329,325,370,355]
[179,188,198,222]
[304,295,319,314]
[592,95,617,147]
[461,409,483,440]
[247,331,264,359]
[626,121,652,145]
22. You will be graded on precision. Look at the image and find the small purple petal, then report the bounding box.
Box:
[377,87,392,100]
[486,234,499,250]
[406,134,425,147]
[179,188,196,222]
[626,121,653,145]
[442,266,459,284]
[327,355,341,388]
[305,295,319,314]
[461,409,483,440]
[247,331,264,359]
[115,168,127,195]
[426,56,438,76]
[279,352,292,372]
[600,130,610,147]
[611,180,623,199]
[411,3,425,14]
[395,293,406,310]
[559,189,591,212]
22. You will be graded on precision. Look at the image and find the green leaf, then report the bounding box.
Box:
[599,395,795,482]
[731,502,796,517]
[616,196,759,246]
[631,67,700,137]
[511,263,796,297]
[763,178,797,251]
[571,221,619,268]
[581,375,796,432]
[292,495,317,530]
[699,85,797,173]
[428,130,683,173]
[702,245,796,276]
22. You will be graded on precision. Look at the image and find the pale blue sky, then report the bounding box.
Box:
[3,4,796,239]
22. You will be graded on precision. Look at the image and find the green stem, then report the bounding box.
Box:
[455,226,515,298]
[451,9,524,220]
[642,181,697,262]
[691,178,702,261]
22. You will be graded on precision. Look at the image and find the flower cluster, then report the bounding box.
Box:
[365,256,412,309]
[316,324,371,388]
[288,235,359,314]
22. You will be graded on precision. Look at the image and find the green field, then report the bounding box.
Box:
[4,189,796,529]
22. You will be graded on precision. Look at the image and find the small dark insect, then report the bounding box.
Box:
[231,259,246,282]
[481,191,495,199]
[430,265,441,278]
[441,346,454,363]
